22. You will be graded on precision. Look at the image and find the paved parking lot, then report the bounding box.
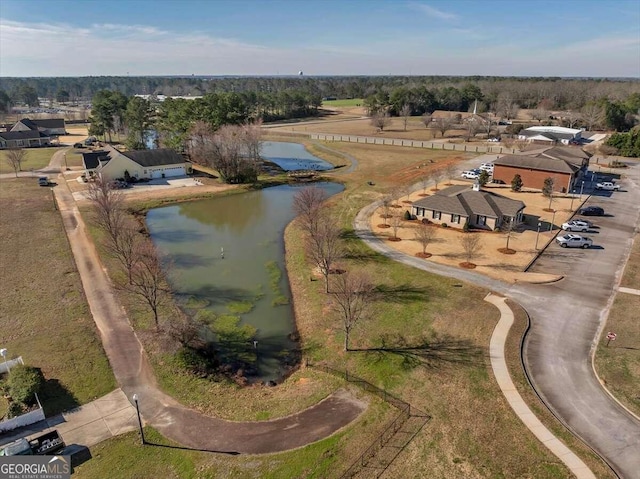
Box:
[513,165,640,478]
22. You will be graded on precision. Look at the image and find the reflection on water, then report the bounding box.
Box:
[146,183,344,381]
[261,141,334,171]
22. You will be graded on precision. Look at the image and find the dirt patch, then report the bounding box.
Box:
[498,248,517,255]
[387,237,402,242]
[459,262,477,269]
[415,252,432,258]
[377,224,391,228]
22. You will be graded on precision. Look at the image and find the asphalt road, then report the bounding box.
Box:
[512,163,640,478]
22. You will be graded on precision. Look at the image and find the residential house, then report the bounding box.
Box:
[517,126,582,145]
[91,146,190,181]
[81,150,111,177]
[11,118,67,136]
[0,130,51,149]
[411,184,525,230]
[493,147,590,193]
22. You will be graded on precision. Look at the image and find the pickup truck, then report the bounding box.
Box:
[595,181,620,191]
[556,234,593,249]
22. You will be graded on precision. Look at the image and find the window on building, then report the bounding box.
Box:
[451,214,460,224]
[477,215,486,225]
[432,211,441,220]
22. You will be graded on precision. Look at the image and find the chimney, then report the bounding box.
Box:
[472,181,481,191]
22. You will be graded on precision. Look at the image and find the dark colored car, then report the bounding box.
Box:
[579,206,605,216]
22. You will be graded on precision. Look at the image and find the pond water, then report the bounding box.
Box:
[261,141,334,171]
[146,182,344,382]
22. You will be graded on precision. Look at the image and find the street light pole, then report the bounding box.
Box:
[579,181,585,200]
[535,222,542,250]
[570,189,576,211]
[132,394,146,445]
[549,210,556,232]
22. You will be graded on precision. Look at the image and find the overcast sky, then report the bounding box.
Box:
[1,0,639,77]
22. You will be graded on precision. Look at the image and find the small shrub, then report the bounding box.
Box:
[463,219,470,232]
[403,210,412,220]
[6,402,25,419]
[441,223,448,228]
[511,174,523,192]
[8,366,44,405]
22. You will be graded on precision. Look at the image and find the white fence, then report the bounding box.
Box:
[0,393,45,433]
[0,356,24,375]
[310,133,517,155]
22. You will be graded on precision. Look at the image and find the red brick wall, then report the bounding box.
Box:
[493,165,572,192]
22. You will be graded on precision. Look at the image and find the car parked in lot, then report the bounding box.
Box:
[461,169,481,179]
[479,162,494,172]
[562,220,591,232]
[579,206,605,216]
[595,181,620,191]
[556,234,593,249]
[38,176,49,186]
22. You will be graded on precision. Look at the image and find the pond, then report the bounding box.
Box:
[261,141,334,171]
[146,182,344,382]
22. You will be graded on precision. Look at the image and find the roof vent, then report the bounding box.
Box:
[472,181,481,191]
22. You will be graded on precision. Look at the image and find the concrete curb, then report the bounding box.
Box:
[484,293,597,479]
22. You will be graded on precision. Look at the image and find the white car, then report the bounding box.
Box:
[461,170,480,179]
[555,234,593,249]
[487,137,500,142]
[479,163,494,172]
[561,220,590,232]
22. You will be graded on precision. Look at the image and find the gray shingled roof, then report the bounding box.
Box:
[82,150,110,169]
[32,118,66,129]
[0,130,49,140]
[519,130,574,141]
[412,185,524,219]
[494,154,579,174]
[121,148,185,167]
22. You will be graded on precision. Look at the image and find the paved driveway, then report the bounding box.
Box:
[512,164,640,478]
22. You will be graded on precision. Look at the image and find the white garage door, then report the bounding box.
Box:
[163,166,186,177]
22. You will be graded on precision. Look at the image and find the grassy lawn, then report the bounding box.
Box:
[0,147,60,174]
[0,179,116,415]
[322,98,364,107]
[594,233,640,417]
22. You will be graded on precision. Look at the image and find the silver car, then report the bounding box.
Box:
[556,234,593,249]
[561,220,590,232]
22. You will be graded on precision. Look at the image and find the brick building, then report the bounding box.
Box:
[493,147,589,193]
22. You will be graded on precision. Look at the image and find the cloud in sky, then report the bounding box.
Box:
[0,18,638,77]
[410,2,458,21]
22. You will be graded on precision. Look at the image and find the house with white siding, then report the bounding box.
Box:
[87,146,190,181]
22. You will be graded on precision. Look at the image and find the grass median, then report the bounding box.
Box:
[0,179,115,415]
[594,233,640,417]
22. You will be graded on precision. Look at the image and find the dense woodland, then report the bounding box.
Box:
[1,76,639,155]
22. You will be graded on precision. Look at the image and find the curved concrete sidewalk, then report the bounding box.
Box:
[51,171,367,453]
[485,294,596,479]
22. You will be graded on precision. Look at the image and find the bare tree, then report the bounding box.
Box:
[459,234,482,265]
[445,163,457,185]
[431,168,444,191]
[380,196,392,225]
[497,93,519,120]
[306,214,343,293]
[293,186,328,237]
[330,271,375,351]
[120,241,169,331]
[87,177,125,243]
[400,104,412,131]
[420,113,432,128]
[562,111,581,129]
[414,223,436,255]
[530,109,549,124]
[581,103,605,131]
[389,210,403,240]
[107,223,140,284]
[433,117,454,138]
[4,148,28,177]
[465,120,480,141]
[399,184,412,203]
[370,112,391,131]
[420,172,432,195]
[188,123,262,183]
